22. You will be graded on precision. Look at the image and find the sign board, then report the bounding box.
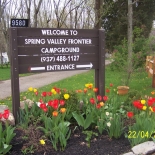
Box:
[9,28,105,122]
[10,19,29,27]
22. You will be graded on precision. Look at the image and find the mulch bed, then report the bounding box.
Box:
[9,125,132,155]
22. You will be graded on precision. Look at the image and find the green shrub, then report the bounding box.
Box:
[110,27,152,71]
[125,90,142,105]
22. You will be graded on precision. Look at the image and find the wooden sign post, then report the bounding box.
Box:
[9,28,105,122]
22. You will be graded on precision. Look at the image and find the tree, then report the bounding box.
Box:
[0,0,17,60]
[33,0,43,27]
[102,0,155,52]
[127,0,133,86]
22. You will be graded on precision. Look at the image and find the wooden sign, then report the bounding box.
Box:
[9,28,105,122]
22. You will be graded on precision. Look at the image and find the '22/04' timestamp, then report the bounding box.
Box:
[128,131,155,139]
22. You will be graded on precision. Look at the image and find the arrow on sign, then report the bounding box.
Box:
[76,63,93,69]
[30,67,45,71]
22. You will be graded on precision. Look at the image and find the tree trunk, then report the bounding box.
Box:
[126,0,133,85]
[94,0,101,29]
[33,0,43,27]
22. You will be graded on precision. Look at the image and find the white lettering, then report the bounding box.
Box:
[25,39,45,44]
[41,47,79,54]
[70,30,78,35]
[41,29,69,35]
[47,64,75,71]
[41,30,47,35]
[68,39,92,44]
[47,39,66,44]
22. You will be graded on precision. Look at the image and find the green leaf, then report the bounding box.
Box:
[0,143,12,154]
[66,129,71,140]
[64,121,71,127]
[5,126,16,144]
[3,143,9,149]
[72,112,84,127]
[3,144,12,154]
[59,122,70,128]
[84,113,92,130]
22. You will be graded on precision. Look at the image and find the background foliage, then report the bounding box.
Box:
[102,0,155,52]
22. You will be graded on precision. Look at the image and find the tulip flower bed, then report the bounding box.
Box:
[2,83,155,155]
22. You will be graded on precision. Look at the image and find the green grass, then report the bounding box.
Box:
[0,65,155,110]
[37,70,94,92]
[0,66,11,80]
[105,67,154,96]
[0,66,35,81]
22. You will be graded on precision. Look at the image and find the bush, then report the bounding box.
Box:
[110,27,152,71]
[125,90,142,105]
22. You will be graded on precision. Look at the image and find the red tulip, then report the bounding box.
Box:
[60,100,65,106]
[53,87,60,94]
[96,104,101,109]
[3,112,9,119]
[133,100,140,107]
[93,88,98,92]
[110,83,113,87]
[42,107,48,112]
[148,99,155,106]
[52,99,59,109]
[103,96,108,101]
[48,100,53,106]
[90,98,95,104]
[137,104,143,109]
[127,112,134,118]
[35,91,38,96]
[4,109,9,114]
[40,103,46,109]
[39,99,43,103]
[97,95,102,101]
[41,92,47,97]
[106,89,110,93]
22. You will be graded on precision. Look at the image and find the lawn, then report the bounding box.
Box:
[0,66,34,81]
[0,66,11,80]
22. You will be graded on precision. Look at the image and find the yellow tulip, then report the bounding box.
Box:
[39,139,45,145]
[28,87,33,91]
[33,88,37,93]
[142,106,147,110]
[64,94,70,99]
[141,100,146,104]
[85,84,89,88]
[51,89,57,94]
[85,83,93,89]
